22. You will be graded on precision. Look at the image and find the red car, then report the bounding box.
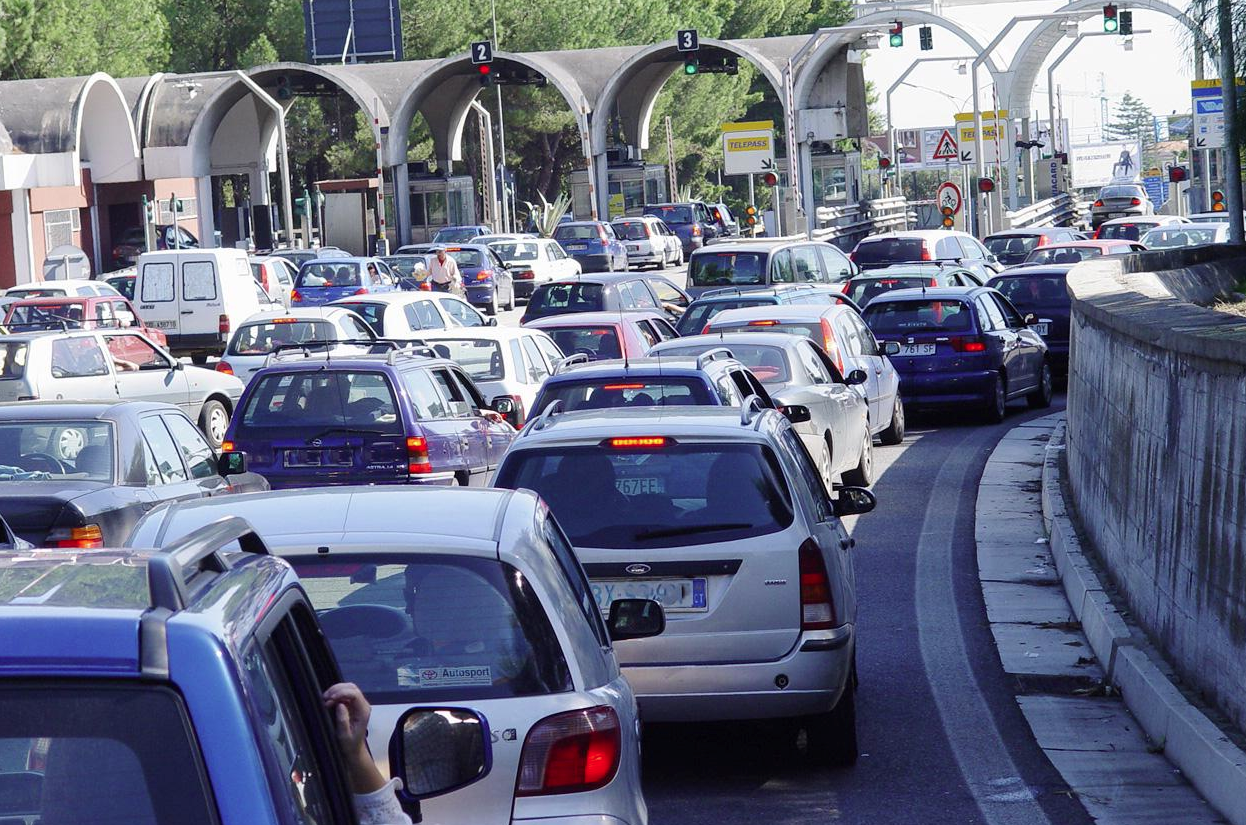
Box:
[523,310,676,362]
[3,296,169,349]
[1019,239,1145,266]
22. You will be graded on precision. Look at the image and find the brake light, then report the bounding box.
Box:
[950,336,987,353]
[516,706,621,796]
[353,288,368,295]
[1093,199,1104,207]
[259,268,271,291]
[407,436,432,475]
[748,319,780,326]
[1130,197,1142,206]
[218,314,230,335]
[476,270,493,281]
[291,289,303,303]
[841,281,852,293]
[609,436,666,449]
[603,383,646,390]
[799,538,837,630]
[221,441,235,452]
[820,318,845,374]
[48,524,104,550]
[516,269,535,280]
[419,282,432,291]
[215,361,234,375]
[920,243,933,261]
[272,317,297,324]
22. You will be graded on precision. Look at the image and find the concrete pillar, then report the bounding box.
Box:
[392,163,410,246]
[592,152,610,223]
[249,164,272,249]
[799,140,817,234]
[196,176,216,248]
[11,192,36,284]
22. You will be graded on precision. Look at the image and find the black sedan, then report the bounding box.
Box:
[0,401,268,547]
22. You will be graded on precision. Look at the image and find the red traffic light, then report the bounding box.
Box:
[478,64,491,75]
[762,172,778,187]
[879,157,892,169]
[1168,166,1187,183]
[977,177,995,194]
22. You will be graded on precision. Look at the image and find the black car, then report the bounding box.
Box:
[520,273,689,325]
[986,264,1072,376]
[0,401,268,546]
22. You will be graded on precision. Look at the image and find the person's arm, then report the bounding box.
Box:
[323,682,413,825]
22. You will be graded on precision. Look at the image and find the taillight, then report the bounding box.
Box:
[1093,199,1104,207]
[820,319,845,374]
[260,269,271,291]
[1130,197,1141,206]
[516,706,621,796]
[841,281,852,293]
[407,436,431,475]
[691,225,702,237]
[475,270,493,281]
[920,244,933,261]
[218,314,230,335]
[609,436,666,449]
[216,361,234,375]
[598,227,610,243]
[949,336,987,353]
[799,538,837,630]
[48,524,104,550]
[516,269,535,280]
[353,288,368,295]
[748,319,780,326]
[291,289,303,303]
[419,282,432,291]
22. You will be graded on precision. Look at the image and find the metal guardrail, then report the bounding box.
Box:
[1005,193,1079,229]
[812,197,915,248]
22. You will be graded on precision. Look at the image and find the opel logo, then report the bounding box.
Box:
[625,563,651,575]
[310,438,323,447]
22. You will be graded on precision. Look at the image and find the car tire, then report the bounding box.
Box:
[486,293,498,316]
[199,400,230,451]
[504,285,516,312]
[817,436,835,491]
[841,431,873,487]
[1028,361,1053,409]
[985,374,1007,423]
[802,666,858,767]
[879,397,906,445]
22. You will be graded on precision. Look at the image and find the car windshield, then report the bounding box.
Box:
[382,256,428,277]
[984,235,1040,259]
[446,249,484,268]
[1101,185,1143,199]
[544,326,621,360]
[863,299,976,335]
[989,275,1068,307]
[538,378,713,412]
[5,303,85,331]
[647,205,693,224]
[490,242,538,262]
[0,421,114,481]
[240,370,402,434]
[653,343,792,383]
[612,222,650,240]
[0,343,28,380]
[1097,223,1145,241]
[689,252,767,287]
[0,685,216,825]
[333,302,386,335]
[426,338,505,380]
[295,262,361,288]
[846,277,930,307]
[434,228,481,243]
[1025,246,1101,265]
[227,319,340,356]
[852,237,928,266]
[677,298,772,335]
[495,443,794,549]
[1141,228,1219,248]
[553,225,602,241]
[290,554,571,703]
[527,283,604,315]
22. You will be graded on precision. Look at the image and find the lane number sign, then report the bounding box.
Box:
[677,29,699,52]
[471,41,494,65]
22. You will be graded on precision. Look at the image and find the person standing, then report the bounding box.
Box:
[426,247,462,295]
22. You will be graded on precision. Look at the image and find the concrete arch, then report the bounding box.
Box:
[182,74,279,178]
[75,73,142,183]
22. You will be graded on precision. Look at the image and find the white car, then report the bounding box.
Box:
[215,307,379,385]
[127,486,664,825]
[329,291,495,339]
[611,216,682,270]
[5,279,120,299]
[418,326,566,427]
[486,237,581,300]
[250,256,298,307]
[1139,221,1231,248]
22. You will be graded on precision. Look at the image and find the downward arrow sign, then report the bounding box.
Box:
[961,150,972,162]
[761,158,774,170]
[1195,137,1207,148]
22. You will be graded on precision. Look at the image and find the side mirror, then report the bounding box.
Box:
[606,598,666,642]
[844,369,868,386]
[880,341,901,357]
[1023,313,1038,326]
[833,486,876,517]
[487,317,498,327]
[390,707,491,802]
[171,360,185,371]
[779,404,812,424]
[216,451,248,476]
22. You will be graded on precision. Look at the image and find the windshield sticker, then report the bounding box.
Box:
[398,665,493,688]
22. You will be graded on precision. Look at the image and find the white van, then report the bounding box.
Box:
[135,249,262,363]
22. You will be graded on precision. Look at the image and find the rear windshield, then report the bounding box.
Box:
[296,262,361,288]
[1141,228,1219,248]
[334,302,385,335]
[984,235,1039,258]
[446,249,484,268]
[240,370,402,434]
[846,277,929,307]
[490,242,537,261]
[0,685,216,825]
[647,205,693,224]
[106,276,135,299]
[612,221,649,240]
[1025,246,1101,265]
[706,319,821,344]
[553,225,602,241]
[5,303,85,331]
[290,554,572,703]
[852,237,928,266]
[1096,223,1143,241]
[689,252,767,287]
[495,443,794,549]
[652,343,792,384]
[227,320,338,356]
[677,298,772,335]
[863,300,976,335]
[0,421,114,481]
[0,342,28,380]
[434,227,480,243]
[527,283,604,315]
[543,326,620,361]
[1101,185,1143,199]
[538,378,713,412]
[427,338,505,380]
[989,276,1068,307]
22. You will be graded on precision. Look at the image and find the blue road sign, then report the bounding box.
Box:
[304,0,403,64]
[1143,175,1167,207]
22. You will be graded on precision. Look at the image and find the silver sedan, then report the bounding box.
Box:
[649,331,874,487]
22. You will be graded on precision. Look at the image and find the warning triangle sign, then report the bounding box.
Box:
[932,129,958,160]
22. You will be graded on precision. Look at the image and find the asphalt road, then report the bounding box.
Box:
[639,396,1094,825]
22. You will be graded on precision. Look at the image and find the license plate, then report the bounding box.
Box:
[151,320,176,329]
[628,244,641,251]
[616,477,664,495]
[567,243,587,251]
[284,448,353,468]
[591,578,707,613]
[1033,323,1050,336]
[900,343,936,356]
[1109,212,1126,218]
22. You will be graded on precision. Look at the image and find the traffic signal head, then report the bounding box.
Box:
[879,156,892,169]
[1168,166,1187,183]
[919,26,933,51]
[977,177,996,194]
[762,172,778,187]
[1119,9,1133,35]
[889,21,903,47]
[478,63,492,85]
[1211,190,1226,211]
[745,205,757,226]
[1103,4,1118,33]
[941,205,955,228]
[683,57,698,75]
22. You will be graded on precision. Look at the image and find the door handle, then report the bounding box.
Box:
[180,310,193,315]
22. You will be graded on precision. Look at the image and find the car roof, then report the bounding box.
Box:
[650,331,805,353]
[1148,222,1223,231]
[1099,215,1176,225]
[239,307,357,324]
[548,356,723,381]
[985,228,1052,238]
[850,267,957,279]
[299,256,376,264]
[540,272,642,286]
[0,400,174,420]
[708,303,848,324]
[8,279,101,290]
[0,328,101,342]
[864,286,986,304]
[989,265,1072,277]
[4,295,96,305]
[689,239,792,254]
[558,221,609,227]
[329,292,440,305]
[416,326,546,342]
[1047,240,1130,248]
[253,351,450,374]
[858,230,968,241]
[514,406,782,447]
[525,310,664,327]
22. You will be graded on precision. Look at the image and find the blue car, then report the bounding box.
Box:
[443,243,516,315]
[433,224,491,244]
[552,221,628,273]
[0,517,487,824]
[861,286,1052,423]
[221,348,515,489]
[986,264,1072,377]
[290,256,398,306]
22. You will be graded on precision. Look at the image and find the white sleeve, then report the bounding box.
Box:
[353,778,413,825]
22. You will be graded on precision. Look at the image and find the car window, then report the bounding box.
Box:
[846,313,879,356]
[182,261,217,301]
[798,341,832,384]
[648,279,684,305]
[992,293,1027,328]
[428,338,505,381]
[410,300,444,330]
[715,373,743,405]
[538,377,714,411]
[769,250,794,284]
[520,336,550,382]
[817,245,853,280]
[853,237,927,265]
[778,428,833,519]
[140,262,175,302]
[634,320,659,348]
[342,315,376,339]
[228,320,338,355]
[450,368,488,409]
[113,301,138,328]
[439,298,485,327]
[863,299,977,335]
[533,335,564,370]
[652,318,679,340]
[161,413,217,479]
[934,237,960,259]
[240,371,402,434]
[976,296,1007,331]
[106,334,170,370]
[544,326,622,361]
[50,337,109,378]
[791,246,825,283]
[140,416,188,484]
[958,237,985,260]
[528,283,605,315]
[616,283,637,310]
[431,368,473,416]
[689,251,768,287]
[629,282,656,309]
[401,368,449,419]
[542,517,611,647]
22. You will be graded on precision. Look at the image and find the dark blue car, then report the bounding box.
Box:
[291,256,398,306]
[862,286,1052,423]
[443,243,516,316]
[221,349,515,488]
[644,202,719,257]
[552,221,628,272]
[986,264,1072,376]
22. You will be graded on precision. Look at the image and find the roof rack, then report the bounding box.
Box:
[263,339,399,367]
[526,399,564,434]
[387,342,438,365]
[739,394,767,425]
[553,353,590,375]
[696,347,735,370]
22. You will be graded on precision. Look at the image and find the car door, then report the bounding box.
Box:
[453,366,513,468]
[44,335,119,402]
[103,332,191,411]
[991,292,1042,389]
[160,412,230,497]
[817,244,855,283]
[429,366,488,479]
[790,340,854,461]
[437,296,487,328]
[975,294,1022,387]
[137,413,213,506]
[488,248,514,303]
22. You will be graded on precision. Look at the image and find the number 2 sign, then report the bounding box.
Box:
[470,40,494,65]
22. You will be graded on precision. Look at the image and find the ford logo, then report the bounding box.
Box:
[310,438,322,447]
[625,563,651,575]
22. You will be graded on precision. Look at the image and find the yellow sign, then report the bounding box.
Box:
[953,110,1008,122]
[607,193,625,219]
[1191,78,1245,90]
[721,120,774,133]
[726,136,772,153]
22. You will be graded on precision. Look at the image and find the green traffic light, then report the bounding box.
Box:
[684,60,697,75]
[889,33,903,47]
[1103,16,1118,32]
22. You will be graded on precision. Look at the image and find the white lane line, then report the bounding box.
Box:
[915,427,1053,825]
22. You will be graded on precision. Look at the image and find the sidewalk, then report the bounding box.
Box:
[976,414,1235,824]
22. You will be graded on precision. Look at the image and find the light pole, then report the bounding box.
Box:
[490,0,510,233]
[886,57,975,202]
[1218,0,1243,243]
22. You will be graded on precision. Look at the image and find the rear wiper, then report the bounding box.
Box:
[634,522,752,540]
[306,427,387,442]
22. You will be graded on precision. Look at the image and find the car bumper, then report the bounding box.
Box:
[262,471,458,489]
[897,368,996,407]
[625,249,663,264]
[165,331,226,355]
[623,625,853,722]
[515,817,633,825]
[679,238,704,256]
[514,280,539,298]
[572,253,614,272]
[465,283,497,304]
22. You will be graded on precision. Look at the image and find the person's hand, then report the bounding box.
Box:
[323,682,387,794]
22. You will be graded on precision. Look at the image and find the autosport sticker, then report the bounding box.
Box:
[398,665,493,687]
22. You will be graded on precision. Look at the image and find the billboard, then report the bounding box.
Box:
[304,0,403,64]
[1069,142,1140,189]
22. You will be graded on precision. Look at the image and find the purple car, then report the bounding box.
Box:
[220,351,515,489]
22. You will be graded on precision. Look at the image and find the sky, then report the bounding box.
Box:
[864,0,1202,146]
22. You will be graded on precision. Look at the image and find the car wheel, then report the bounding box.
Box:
[842,430,873,487]
[817,436,835,490]
[985,374,1007,423]
[504,284,516,312]
[802,664,858,767]
[1028,361,1053,409]
[199,400,230,450]
[486,292,498,316]
[879,397,905,445]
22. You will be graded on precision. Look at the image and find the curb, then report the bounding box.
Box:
[1043,420,1246,825]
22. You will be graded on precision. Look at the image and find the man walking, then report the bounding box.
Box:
[427,247,462,295]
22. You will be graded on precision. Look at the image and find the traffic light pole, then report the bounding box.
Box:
[1218,0,1243,244]
[885,56,975,199]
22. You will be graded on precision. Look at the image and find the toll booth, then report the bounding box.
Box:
[406,173,478,243]
[570,163,668,221]
[809,151,859,208]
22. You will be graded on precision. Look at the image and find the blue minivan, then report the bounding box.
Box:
[290,256,398,306]
[221,349,516,488]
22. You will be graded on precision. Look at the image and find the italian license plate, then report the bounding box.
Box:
[628,244,641,251]
[1033,322,1050,336]
[616,476,664,495]
[284,448,353,468]
[591,578,707,612]
[151,320,176,329]
[567,243,587,251]
[1109,212,1126,218]
[900,343,936,356]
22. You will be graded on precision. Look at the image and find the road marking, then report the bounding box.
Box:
[914,427,1053,825]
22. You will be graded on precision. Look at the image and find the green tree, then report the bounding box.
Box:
[1106,92,1157,166]
[162,0,272,73]
[1,0,167,79]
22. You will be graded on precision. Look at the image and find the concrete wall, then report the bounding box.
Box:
[1065,244,1246,734]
